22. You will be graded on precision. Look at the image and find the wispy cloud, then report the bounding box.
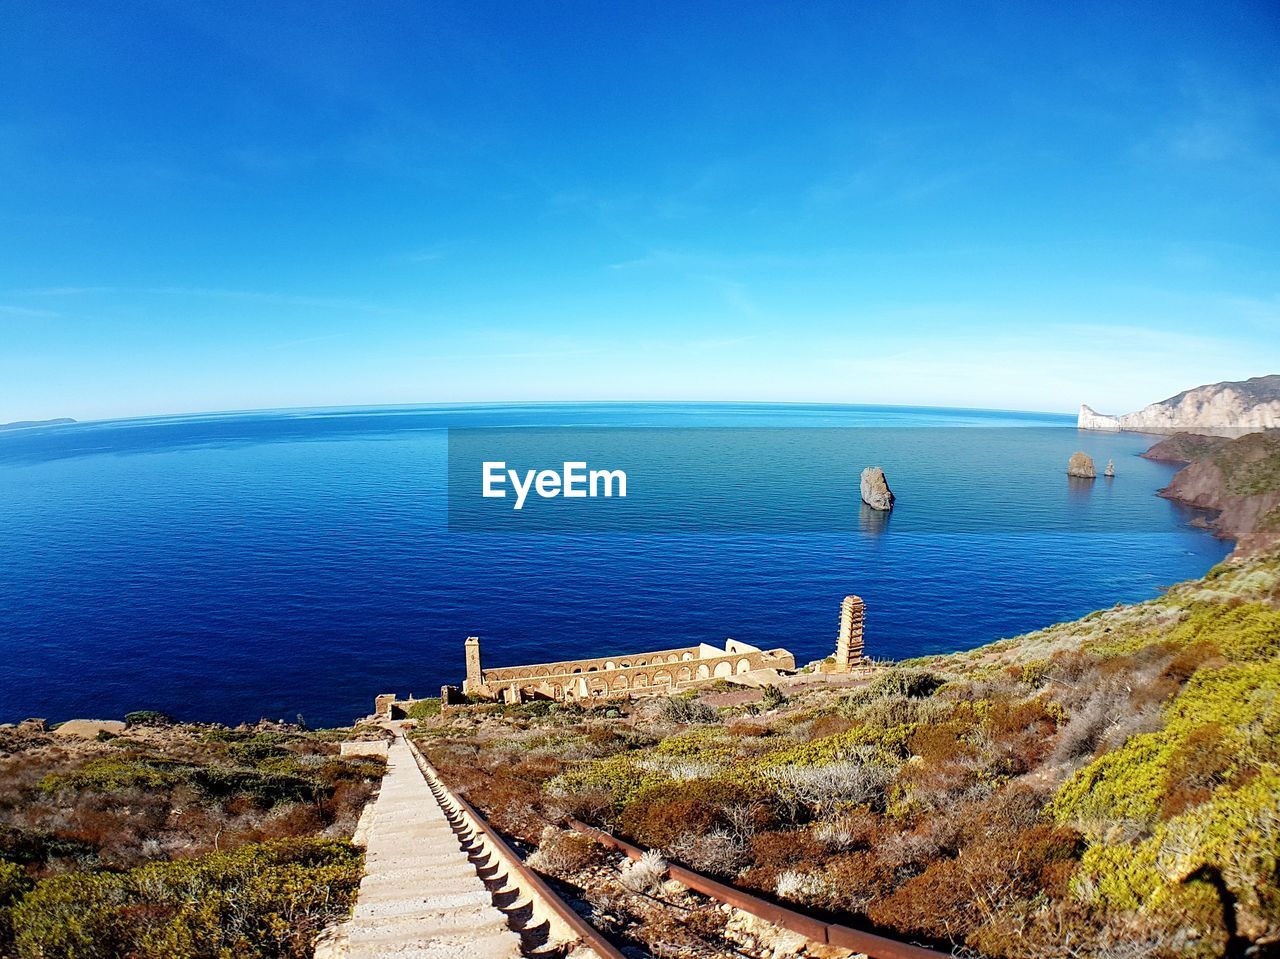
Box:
[0,304,59,318]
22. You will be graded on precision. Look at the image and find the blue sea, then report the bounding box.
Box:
[0,403,1230,727]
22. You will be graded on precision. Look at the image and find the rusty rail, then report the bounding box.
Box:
[569,818,945,959]
[404,738,628,959]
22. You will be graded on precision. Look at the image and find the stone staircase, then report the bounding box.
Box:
[317,731,523,959]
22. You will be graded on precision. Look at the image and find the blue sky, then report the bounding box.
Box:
[1,0,1278,421]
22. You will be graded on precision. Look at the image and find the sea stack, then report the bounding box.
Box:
[1104,459,1115,478]
[1067,451,1097,479]
[860,466,895,510]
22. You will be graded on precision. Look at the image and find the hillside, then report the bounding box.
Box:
[414,548,1280,958]
[1080,375,1280,433]
[0,716,385,957]
[1146,430,1280,556]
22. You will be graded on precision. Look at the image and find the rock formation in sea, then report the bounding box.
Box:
[1078,374,1280,434]
[860,466,895,510]
[1067,452,1096,479]
[1144,431,1280,557]
[1104,459,1115,478]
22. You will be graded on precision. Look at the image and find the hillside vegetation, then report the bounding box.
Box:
[0,719,384,958]
[418,549,1280,958]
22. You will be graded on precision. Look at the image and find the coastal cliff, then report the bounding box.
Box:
[1145,430,1280,556]
[1079,374,1280,433]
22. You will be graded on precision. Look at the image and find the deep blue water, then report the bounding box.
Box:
[0,403,1230,727]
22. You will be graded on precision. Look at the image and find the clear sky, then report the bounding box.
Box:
[2,1,1278,422]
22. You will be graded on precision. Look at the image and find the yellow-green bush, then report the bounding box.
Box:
[11,838,360,959]
[1165,603,1280,662]
[546,752,664,809]
[1053,658,1280,830]
[0,859,32,953]
[1075,771,1280,929]
[755,722,914,770]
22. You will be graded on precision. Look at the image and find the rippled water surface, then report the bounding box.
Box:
[0,403,1230,726]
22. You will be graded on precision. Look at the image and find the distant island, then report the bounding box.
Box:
[0,417,75,432]
[1079,373,1280,432]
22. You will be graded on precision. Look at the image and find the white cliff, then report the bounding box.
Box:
[1079,375,1280,433]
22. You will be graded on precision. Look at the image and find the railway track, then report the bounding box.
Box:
[411,734,946,959]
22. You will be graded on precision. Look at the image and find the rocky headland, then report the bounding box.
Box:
[1145,430,1280,557]
[1079,374,1280,434]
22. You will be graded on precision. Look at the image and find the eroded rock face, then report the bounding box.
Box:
[860,467,895,510]
[1078,404,1120,431]
[1067,452,1097,479]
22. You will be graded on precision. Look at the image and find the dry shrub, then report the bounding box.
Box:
[775,868,834,906]
[527,827,600,877]
[664,829,747,877]
[807,715,855,740]
[748,828,824,871]
[867,824,1081,941]
[811,807,878,852]
[907,720,976,765]
[817,850,897,913]
[1159,722,1235,818]
[618,849,667,894]
[983,698,1060,773]
[544,786,613,825]
[619,779,773,850]
[256,802,326,839]
[726,719,770,738]
[768,760,894,819]
[1162,640,1225,683]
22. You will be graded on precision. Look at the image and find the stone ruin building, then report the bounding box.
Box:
[376,594,871,716]
[453,635,797,705]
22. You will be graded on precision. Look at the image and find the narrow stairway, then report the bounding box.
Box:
[318,731,523,959]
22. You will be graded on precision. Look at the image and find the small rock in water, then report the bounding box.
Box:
[1067,451,1097,479]
[1104,459,1115,477]
[860,466,895,510]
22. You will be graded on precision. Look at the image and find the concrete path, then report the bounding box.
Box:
[318,732,522,959]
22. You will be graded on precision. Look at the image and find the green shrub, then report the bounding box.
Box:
[868,669,944,699]
[0,859,32,954]
[660,696,719,724]
[38,757,186,794]
[123,710,175,728]
[406,698,442,720]
[11,838,361,959]
[0,827,96,866]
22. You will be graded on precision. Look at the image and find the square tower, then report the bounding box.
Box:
[463,636,483,694]
[835,595,865,671]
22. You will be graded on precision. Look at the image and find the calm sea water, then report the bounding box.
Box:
[0,403,1229,727]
